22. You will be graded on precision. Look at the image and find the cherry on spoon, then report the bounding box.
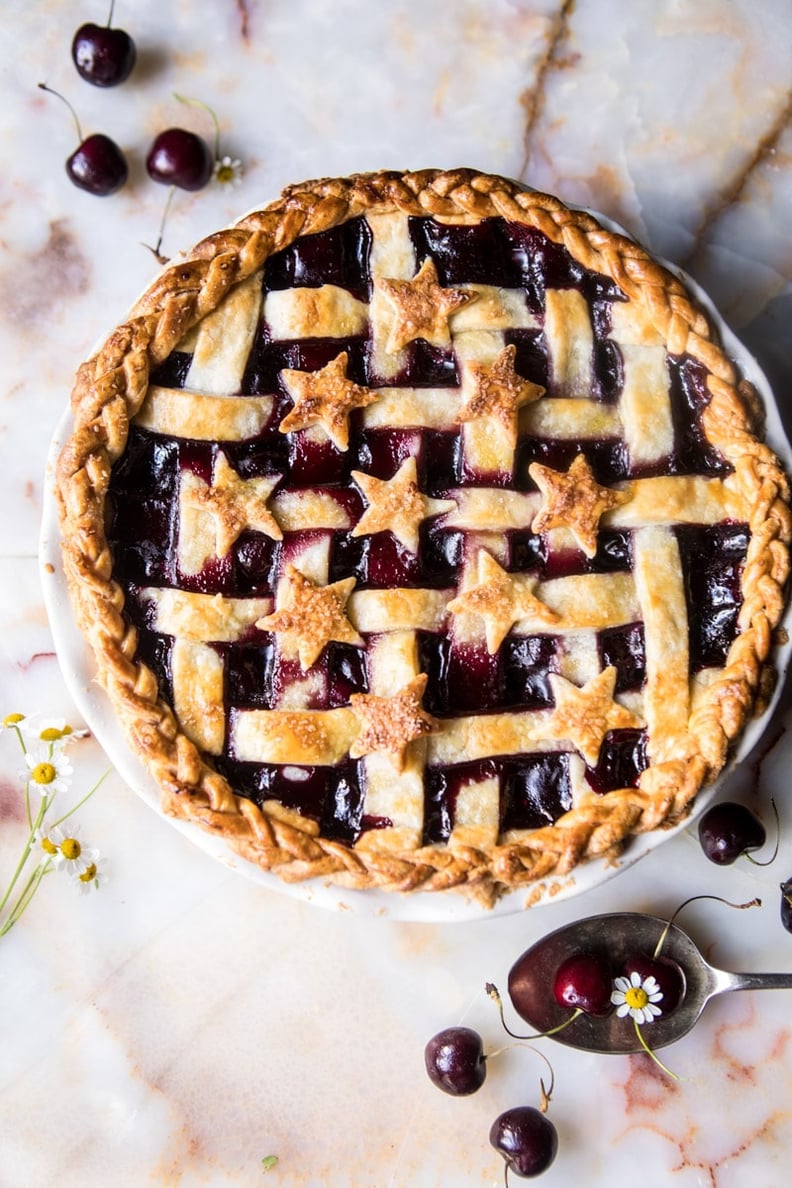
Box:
[508,912,792,1054]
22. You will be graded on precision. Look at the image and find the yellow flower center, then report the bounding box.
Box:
[4,712,25,726]
[60,837,81,861]
[41,836,58,855]
[79,863,97,883]
[216,162,235,184]
[31,762,57,785]
[625,986,649,1011]
[40,727,64,742]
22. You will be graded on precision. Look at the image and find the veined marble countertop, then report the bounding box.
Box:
[2,2,792,1185]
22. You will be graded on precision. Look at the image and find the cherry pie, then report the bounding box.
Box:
[56,169,791,904]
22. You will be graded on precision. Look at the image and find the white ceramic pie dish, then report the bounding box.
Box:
[39,207,792,923]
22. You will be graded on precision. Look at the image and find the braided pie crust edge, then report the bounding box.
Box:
[55,169,791,906]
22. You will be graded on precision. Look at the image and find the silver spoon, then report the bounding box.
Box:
[506,911,792,1054]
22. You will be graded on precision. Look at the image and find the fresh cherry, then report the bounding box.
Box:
[698,801,766,865]
[38,84,127,196]
[72,3,136,88]
[146,128,213,190]
[424,1026,487,1096]
[490,1106,558,1178]
[781,878,792,933]
[552,951,613,1017]
[621,953,685,1015]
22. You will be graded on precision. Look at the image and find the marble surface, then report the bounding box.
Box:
[2,1,792,1184]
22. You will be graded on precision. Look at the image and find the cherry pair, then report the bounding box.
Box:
[39,83,215,198]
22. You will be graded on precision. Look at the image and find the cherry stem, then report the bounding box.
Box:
[107,0,116,27]
[745,797,780,867]
[634,1020,680,1080]
[652,894,762,959]
[485,982,580,1039]
[173,92,221,160]
[37,82,83,143]
[144,185,177,263]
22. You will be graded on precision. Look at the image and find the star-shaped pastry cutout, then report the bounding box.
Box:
[350,457,456,553]
[546,667,644,767]
[349,674,439,771]
[456,344,545,446]
[255,565,363,670]
[376,257,479,353]
[181,452,282,556]
[529,453,629,558]
[279,351,379,451]
[447,549,559,653]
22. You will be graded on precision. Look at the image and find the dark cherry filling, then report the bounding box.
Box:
[541,529,633,582]
[211,755,377,843]
[504,328,548,388]
[501,753,573,832]
[149,350,193,389]
[107,495,176,585]
[133,630,174,703]
[112,427,179,493]
[263,217,373,303]
[677,522,748,670]
[518,437,629,489]
[585,729,648,795]
[326,642,369,706]
[598,622,646,693]
[242,333,370,397]
[224,642,277,709]
[111,216,747,841]
[667,355,732,477]
[418,430,461,494]
[409,216,519,287]
[233,534,282,597]
[355,427,426,479]
[372,339,459,388]
[501,222,626,305]
[424,754,574,843]
[500,635,558,709]
[594,338,624,403]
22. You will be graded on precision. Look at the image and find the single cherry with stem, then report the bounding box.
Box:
[552,950,613,1017]
[72,1,136,87]
[424,1026,487,1096]
[144,94,235,261]
[146,128,213,192]
[698,798,777,866]
[489,1049,558,1181]
[37,83,127,196]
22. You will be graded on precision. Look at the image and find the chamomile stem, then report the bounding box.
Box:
[634,1020,679,1080]
[0,791,49,918]
[51,768,111,829]
[0,862,51,936]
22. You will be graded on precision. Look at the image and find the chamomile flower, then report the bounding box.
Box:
[24,748,73,795]
[1,712,25,732]
[611,971,663,1025]
[21,716,86,745]
[34,823,67,860]
[49,823,97,877]
[71,854,108,895]
[214,155,243,187]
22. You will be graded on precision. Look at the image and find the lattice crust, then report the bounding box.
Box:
[56,169,791,906]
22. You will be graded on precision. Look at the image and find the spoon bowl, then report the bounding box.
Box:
[507,912,792,1054]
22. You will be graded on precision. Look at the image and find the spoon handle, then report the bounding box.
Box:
[719,970,792,993]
